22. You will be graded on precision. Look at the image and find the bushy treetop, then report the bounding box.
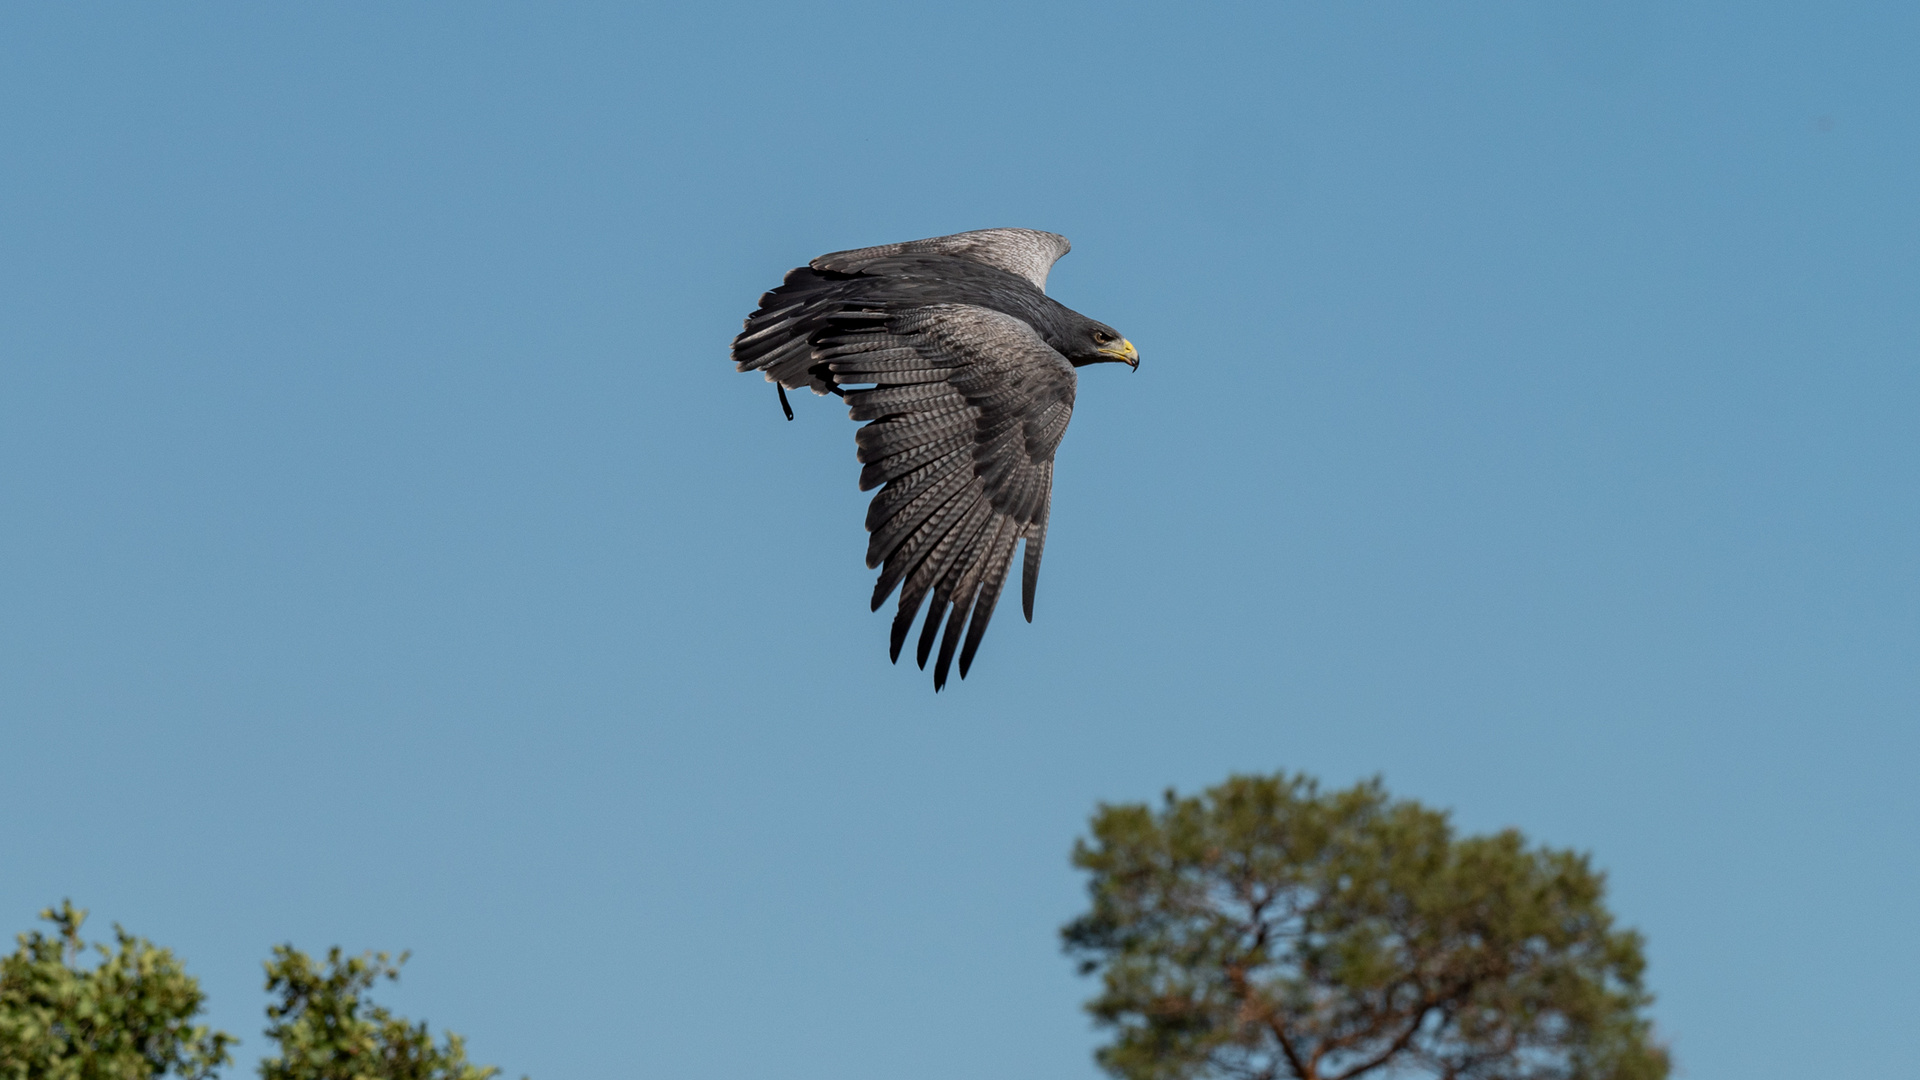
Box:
[0,904,512,1080]
[0,902,233,1080]
[1063,774,1669,1080]
[260,947,500,1080]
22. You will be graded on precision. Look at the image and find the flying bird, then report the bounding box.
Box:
[731,228,1138,690]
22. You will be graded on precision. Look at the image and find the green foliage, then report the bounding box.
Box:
[1063,774,1671,1080]
[0,905,516,1080]
[0,901,235,1080]
[259,947,503,1080]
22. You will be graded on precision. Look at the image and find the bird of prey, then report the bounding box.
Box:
[731,228,1138,690]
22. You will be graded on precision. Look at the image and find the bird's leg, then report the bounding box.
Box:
[809,361,846,398]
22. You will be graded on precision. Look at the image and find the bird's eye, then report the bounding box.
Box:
[1094,331,1113,345]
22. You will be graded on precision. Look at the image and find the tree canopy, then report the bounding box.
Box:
[0,902,233,1080]
[260,948,500,1080]
[1062,774,1669,1080]
[0,904,513,1080]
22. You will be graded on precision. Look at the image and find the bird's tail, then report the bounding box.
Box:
[731,267,868,395]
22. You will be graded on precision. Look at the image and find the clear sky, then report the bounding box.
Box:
[2,3,1914,1077]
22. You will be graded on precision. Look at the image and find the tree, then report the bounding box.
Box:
[259,947,505,1080]
[0,901,235,1080]
[1,903,515,1080]
[1062,774,1670,1080]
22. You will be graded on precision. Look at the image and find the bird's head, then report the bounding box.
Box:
[1070,321,1139,370]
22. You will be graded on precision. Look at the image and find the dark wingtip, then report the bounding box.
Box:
[889,615,908,663]
[776,383,794,421]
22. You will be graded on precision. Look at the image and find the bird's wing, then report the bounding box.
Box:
[817,303,1077,689]
[811,228,1071,293]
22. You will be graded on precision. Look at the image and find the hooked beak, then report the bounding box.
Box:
[1097,338,1139,370]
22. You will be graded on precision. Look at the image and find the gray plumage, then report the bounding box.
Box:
[731,228,1138,690]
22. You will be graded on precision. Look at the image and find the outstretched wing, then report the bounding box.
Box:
[812,228,1071,292]
[818,304,1076,689]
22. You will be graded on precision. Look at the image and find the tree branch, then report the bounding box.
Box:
[1266,1016,1317,1080]
[1306,976,1421,1062]
[1223,952,1315,1080]
[1326,1003,1433,1080]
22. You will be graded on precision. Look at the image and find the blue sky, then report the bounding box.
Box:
[2,3,1914,1077]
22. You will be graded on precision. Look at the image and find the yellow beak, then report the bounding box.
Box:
[1098,338,1140,369]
